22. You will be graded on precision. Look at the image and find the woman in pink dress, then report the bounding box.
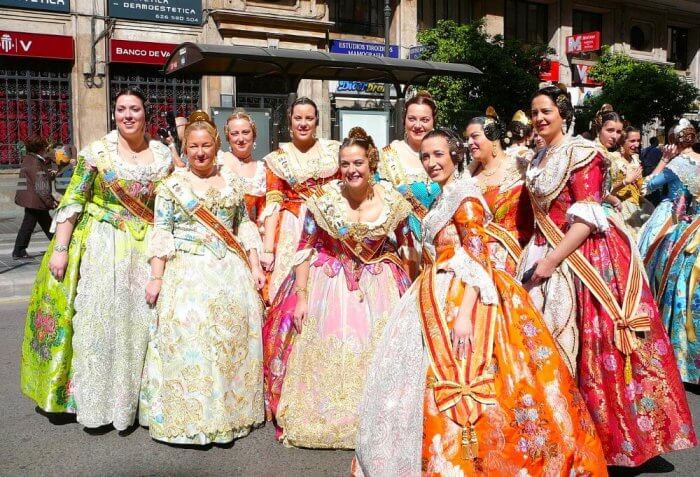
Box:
[520,84,696,466]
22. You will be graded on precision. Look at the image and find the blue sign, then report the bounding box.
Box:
[336,81,386,94]
[330,40,398,58]
[409,45,426,60]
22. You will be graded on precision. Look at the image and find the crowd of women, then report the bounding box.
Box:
[18,83,699,475]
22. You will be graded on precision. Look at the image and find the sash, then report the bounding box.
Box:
[531,197,650,382]
[417,258,497,460]
[163,178,252,271]
[94,140,154,224]
[643,216,674,267]
[657,216,700,302]
[338,233,404,269]
[485,222,522,263]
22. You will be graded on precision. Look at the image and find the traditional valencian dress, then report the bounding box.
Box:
[263,180,413,448]
[241,160,267,223]
[643,154,700,384]
[139,167,264,445]
[606,151,653,241]
[354,175,606,476]
[378,140,441,240]
[478,151,533,276]
[20,130,171,429]
[262,139,340,300]
[520,136,696,466]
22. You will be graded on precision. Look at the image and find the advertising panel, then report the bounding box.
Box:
[108,0,201,26]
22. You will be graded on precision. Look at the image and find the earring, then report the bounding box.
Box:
[253,142,257,150]
[561,124,567,135]
[492,142,497,158]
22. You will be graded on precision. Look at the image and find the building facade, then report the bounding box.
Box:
[1,0,699,167]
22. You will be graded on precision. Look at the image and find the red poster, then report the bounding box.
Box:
[0,31,74,60]
[110,39,176,66]
[539,59,560,82]
[566,31,601,54]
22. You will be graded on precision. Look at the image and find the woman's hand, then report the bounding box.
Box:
[145,279,162,306]
[531,257,557,283]
[49,250,68,281]
[451,309,473,360]
[624,165,642,185]
[662,144,678,164]
[252,265,266,290]
[292,293,307,333]
[260,251,275,272]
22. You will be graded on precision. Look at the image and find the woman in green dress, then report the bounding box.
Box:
[20,88,172,430]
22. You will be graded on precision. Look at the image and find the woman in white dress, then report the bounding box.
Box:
[140,112,266,445]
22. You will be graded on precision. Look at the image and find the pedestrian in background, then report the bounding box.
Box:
[13,135,57,259]
[641,136,664,206]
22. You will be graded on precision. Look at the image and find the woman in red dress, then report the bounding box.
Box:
[520,84,696,466]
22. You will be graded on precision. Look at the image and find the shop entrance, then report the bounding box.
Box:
[0,61,72,167]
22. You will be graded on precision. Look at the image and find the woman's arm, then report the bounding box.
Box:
[260,165,284,271]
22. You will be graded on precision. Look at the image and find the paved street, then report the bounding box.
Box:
[1,298,699,476]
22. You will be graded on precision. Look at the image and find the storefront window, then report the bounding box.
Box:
[0,64,72,167]
[505,0,549,44]
[328,0,390,37]
[630,23,653,52]
[418,0,471,30]
[668,26,689,70]
[109,66,200,139]
[573,10,602,35]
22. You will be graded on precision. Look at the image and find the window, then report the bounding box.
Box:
[0,64,72,167]
[418,0,471,30]
[572,10,602,35]
[630,23,653,51]
[505,0,549,44]
[668,26,689,70]
[328,0,389,37]
[109,66,200,140]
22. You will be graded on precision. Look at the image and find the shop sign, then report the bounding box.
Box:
[0,30,74,60]
[566,31,601,54]
[572,63,603,86]
[330,40,398,58]
[0,0,69,13]
[108,0,202,26]
[539,59,560,82]
[336,81,386,94]
[110,39,175,65]
[409,45,425,60]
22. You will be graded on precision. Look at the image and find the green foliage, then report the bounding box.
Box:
[581,46,698,130]
[416,19,552,130]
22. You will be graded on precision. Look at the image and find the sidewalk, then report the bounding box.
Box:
[0,215,49,302]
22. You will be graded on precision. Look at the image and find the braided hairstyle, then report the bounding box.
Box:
[340,127,380,172]
[468,107,507,148]
[593,103,622,134]
[532,84,574,130]
[422,127,468,173]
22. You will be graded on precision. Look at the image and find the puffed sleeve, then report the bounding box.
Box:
[51,148,97,230]
[565,154,609,232]
[292,210,320,266]
[641,167,678,196]
[236,203,263,252]
[260,164,284,221]
[442,198,498,305]
[147,188,176,260]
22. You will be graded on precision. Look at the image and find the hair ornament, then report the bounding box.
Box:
[511,110,531,126]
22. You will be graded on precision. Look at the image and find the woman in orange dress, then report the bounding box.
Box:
[260,97,340,300]
[354,128,606,476]
[467,109,533,276]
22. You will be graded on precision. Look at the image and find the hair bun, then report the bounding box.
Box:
[414,90,433,100]
[348,126,369,140]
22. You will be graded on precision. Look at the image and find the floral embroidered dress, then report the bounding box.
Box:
[606,152,653,241]
[139,167,265,445]
[263,180,412,449]
[354,175,606,476]
[519,136,696,466]
[644,154,700,384]
[20,130,171,430]
[240,160,267,223]
[479,152,534,276]
[638,155,694,260]
[262,139,340,300]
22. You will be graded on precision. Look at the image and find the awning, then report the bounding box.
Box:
[163,43,480,94]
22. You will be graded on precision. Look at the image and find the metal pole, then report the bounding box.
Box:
[383,0,391,112]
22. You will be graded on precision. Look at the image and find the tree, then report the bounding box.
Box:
[416,19,552,130]
[581,46,698,132]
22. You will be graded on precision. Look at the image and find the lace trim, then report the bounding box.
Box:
[50,203,83,232]
[259,201,280,222]
[422,174,491,249]
[90,130,172,182]
[237,220,263,252]
[146,228,176,259]
[566,201,610,232]
[667,154,700,198]
[439,247,498,305]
